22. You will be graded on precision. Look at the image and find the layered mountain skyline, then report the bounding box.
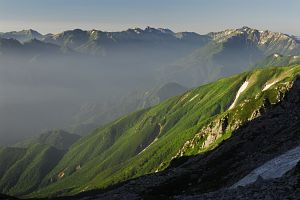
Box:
[1,26,299,44]
[1,0,300,36]
[1,26,300,145]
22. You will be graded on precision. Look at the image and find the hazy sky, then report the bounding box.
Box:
[0,0,299,35]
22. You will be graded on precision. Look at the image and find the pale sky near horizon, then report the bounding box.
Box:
[0,0,299,35]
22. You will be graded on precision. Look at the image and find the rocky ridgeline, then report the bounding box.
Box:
[175,78,294,158]
[210,26,300,54]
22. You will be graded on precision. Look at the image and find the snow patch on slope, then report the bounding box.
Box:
[138,123,163,155]
[262,80,278,91]
[138,138,158,155]
[229,81,249,110]
[232,145,300,188]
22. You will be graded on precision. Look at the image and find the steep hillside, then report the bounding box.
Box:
[58,67,300,200]
[69,82,187,135]
[0,144,65,196]
[0,130,81,196]
[139,82,188,106]
[27,65,300,197]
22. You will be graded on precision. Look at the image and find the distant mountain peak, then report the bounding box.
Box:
[126,27,144,34]
[145,26,157,31]
[71,28,85,33]
[20,29,41,35]
[157,28,174,34]
[61,28,87,36]
[238,26,253,31]
[144,26,173,34]
[0,29,42,42]
[124,27,175,36]
[207,26,299,54]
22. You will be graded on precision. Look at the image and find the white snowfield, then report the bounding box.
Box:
[231,145,300,188]
[138,123,162,155]
[262,80,278,91]
[138,138,158,155]
[229,81,249,110]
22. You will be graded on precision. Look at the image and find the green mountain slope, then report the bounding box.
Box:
[79,75,300,200]
[29,65,300,197]
[0,147,26,179]
[68,82,188,135]
[0,144,65,196]
[0,130,81,196]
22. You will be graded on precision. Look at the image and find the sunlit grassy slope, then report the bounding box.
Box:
[31,65,300,197]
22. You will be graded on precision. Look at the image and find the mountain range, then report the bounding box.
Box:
[1,26,300,87]
[0,27,300,87]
